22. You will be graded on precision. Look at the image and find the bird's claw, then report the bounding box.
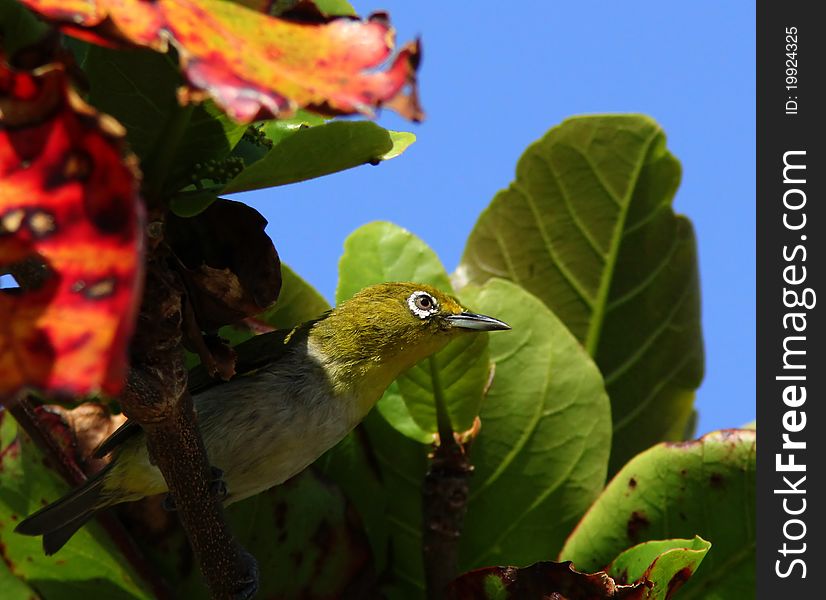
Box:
[161,493,176,512]
[210,466,228,501]
[232,549,260,600]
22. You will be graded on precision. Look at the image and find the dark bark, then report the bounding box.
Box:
[122,252,258,600]
[422,422,477,600]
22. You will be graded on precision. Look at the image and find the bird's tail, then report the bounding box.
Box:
[15,462,113,555]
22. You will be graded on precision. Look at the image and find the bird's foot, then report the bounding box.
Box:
[232,548,260,600]
[161,466,228,511]
[161,493,176,511]
[209,466,228,501]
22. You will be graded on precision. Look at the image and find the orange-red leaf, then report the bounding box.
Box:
[0,60,143,403]
[20,0,423,123]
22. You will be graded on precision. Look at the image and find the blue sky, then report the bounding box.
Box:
[236,1,756,435]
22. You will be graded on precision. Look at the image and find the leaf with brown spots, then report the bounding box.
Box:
[447,561,646,600]
[448,537,709,600]
[560,430,756,599]
[19,0,422,123]
[606,537,711,599]
[123,469,376,598]
[0,60,142,404]
[0,409,154,597]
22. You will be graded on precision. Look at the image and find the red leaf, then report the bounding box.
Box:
[0,60,143,403]
[20,0,423,123]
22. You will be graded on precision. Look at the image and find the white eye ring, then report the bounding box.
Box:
[408,291,439,319]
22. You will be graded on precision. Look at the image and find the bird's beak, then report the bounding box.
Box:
[446,311,511,331]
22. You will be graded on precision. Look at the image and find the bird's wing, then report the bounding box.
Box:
[92,419,141,458]
[92,326,309,456]
[188,326,300,394]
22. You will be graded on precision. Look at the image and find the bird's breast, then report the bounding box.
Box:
[191,360,362,504]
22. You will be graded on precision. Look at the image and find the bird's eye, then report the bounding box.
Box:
[408,291,439,319]
[416,295,432,310]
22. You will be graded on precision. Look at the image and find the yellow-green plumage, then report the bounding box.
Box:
[16,282,509,554]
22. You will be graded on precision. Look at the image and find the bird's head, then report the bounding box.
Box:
[309,282,509,395]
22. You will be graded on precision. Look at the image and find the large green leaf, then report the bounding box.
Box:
[0,542,38,600]
[255,264,330,330]
[560,429,756,599]
[221,122,413,194]
[456,115,704,473]
[337,221,490,437]
[0,0,48,56]
[228,111,327,170]
[458,279,611,568]
[172,470,375,599]
[80,45,180,160]
[319,408,429,599]
[315,419,392,577]
[79,44,246,192]
[0,412,153,600]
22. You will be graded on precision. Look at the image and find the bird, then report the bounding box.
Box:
[15,281,510,554]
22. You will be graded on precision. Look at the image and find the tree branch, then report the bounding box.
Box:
[123,252,258,599]
[422,394,478,599]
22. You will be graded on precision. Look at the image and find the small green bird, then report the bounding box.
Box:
[16,282,509,554]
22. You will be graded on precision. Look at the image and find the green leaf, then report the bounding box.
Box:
[458,279,611,568]
[0,553,37,600]
[172,101,248,189]
[375,383,433,444]
[221,121,405,194]
[81,45,180,160]
[231,111,327,168]
[261,0,356,17]
[169,189,218,217]
[0,0,48,56]
[336,221,453,301]
[80,45,245,191]
[175,470,374,599]
[0,412,153,599]
[263,110,327,138]
[319,409,430,598]
[256,264,330,330]
[456,115,703,473]
[336,221,490,436]
[316,420,393,578]
[607,536,711,598]
[380,131,417,161]
[314,0,357,16]
[560,429,756,599]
